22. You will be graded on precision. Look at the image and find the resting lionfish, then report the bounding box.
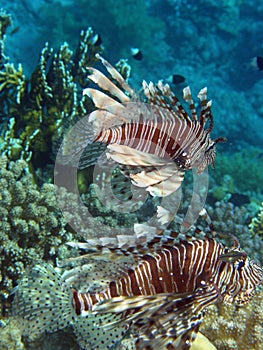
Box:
[60,55,225,197]
[13,233,263,349]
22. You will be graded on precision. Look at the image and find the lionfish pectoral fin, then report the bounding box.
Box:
[107,144,170,166]
[146,168,185,197]
[73,312,128,350]
[60,249,142,293]
[93,291,209,350]
[129,163,179,186]
[86,67,131,103]
[135,326,200,350]
[77,141,108,169]
[57,115,97,168]
[92,293,173,326]
[106,143,185,196]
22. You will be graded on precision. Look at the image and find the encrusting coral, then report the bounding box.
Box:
[200,288,263,350]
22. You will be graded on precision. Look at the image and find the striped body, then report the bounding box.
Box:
[94,118,213,171]
[72,238,263,316]
[13,236,263,350]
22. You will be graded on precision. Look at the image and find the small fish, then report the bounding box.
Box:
[9,26,19,35]
[130,47,143,60]
[58,55,225,197]
[12,236,263,350]
[229,192,250,206]
[172,74,186,84]
[251,56,263,71]
[92,33,102,46]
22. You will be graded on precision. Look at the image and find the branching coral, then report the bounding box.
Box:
[200,288,263,350]
[204,201,263,265]
[249,202,263,237]
[0,10,103,175]
[0,155,76,292]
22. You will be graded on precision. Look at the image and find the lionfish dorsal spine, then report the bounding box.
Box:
[86,67,130,103]
[183,86,198,121]
[83,87,124,111]
[95,53,134,96]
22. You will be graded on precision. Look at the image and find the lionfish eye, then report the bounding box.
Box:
[237,260,245,269]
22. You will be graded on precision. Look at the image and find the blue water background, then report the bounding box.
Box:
[1,0,263,194]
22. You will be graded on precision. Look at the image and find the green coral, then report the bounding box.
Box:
[212,147,263,193]
[0,10,103,174]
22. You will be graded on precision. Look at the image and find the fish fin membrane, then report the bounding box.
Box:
[60,253,141,293]
[93,287,218,349]
[107,144,185,197]
[56,115,92,167]
[73,312,128,350]
[12,264,75,340]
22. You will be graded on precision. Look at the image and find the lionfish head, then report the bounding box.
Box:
[223,253,263,305]
[194,136,226,174]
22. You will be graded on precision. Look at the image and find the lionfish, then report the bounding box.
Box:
[12,232,263,350]
[59,55,225,197]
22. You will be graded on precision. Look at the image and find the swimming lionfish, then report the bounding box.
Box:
[60,55,225,196]
[12,234,263,349]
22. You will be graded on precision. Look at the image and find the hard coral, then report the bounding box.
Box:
[0,155,74,293]
[0,10,103,176]
[200,288,263,350]
[249,202,263,237]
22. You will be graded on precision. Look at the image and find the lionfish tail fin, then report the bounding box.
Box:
[12,264,75,339]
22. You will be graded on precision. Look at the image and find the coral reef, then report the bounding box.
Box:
[205,201,263,265]
[0,155,76,293]
[0,10,103,175]
[0,319,25,350]
[0,318,79,350]
[0,8,11,64]
[249,202,263,237]
[211,147,263,194]
[200,288,263,350]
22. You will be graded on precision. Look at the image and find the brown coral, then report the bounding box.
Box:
[200,288,263,350]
